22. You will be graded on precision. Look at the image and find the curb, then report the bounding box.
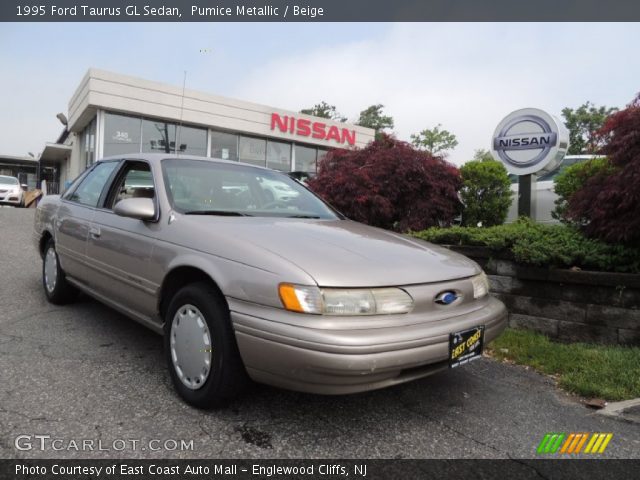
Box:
[596,398,640,424]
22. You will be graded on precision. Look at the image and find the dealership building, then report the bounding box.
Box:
[39,69,374,191]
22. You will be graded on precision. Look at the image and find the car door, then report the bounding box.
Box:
[55,161,121,282]
[85,160,161,322]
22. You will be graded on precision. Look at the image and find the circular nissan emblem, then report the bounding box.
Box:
[491,108,569,176]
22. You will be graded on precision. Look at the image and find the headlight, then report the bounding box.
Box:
[279,284,414,315]
[471,272,489,299]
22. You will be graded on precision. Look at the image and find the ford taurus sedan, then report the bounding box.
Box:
[34,154,507,408]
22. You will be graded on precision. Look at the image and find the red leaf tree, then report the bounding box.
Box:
[567,94,640,244]
[308,135,462,232]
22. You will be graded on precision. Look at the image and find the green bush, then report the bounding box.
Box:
[413,218,640,273]
[552,157,615,222]
[459,159,512,227]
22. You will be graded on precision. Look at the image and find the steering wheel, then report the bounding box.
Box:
[262,200,290,210]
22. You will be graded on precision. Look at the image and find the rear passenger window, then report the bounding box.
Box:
[67,162,119,207]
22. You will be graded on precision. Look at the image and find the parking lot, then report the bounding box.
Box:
[1,207,639,459]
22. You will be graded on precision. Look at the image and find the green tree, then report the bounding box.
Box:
[552,157,615,222]
[410,124,459,157]
[472,149,495,162]
[355,104,394,133]
[561,102,618,154]
[459,159,512,227]
[300,101,347,122]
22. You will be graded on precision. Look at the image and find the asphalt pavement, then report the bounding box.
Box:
[1,207,639,459]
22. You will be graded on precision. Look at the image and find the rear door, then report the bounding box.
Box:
[85,160,161,321]
[55,161,121,281]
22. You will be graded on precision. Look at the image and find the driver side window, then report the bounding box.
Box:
[108,162,155,210]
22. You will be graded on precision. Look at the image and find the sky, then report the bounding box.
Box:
[1,22,639,165]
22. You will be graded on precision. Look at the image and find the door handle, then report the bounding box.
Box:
[89,226,101,238]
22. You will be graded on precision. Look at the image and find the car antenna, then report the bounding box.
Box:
[176,70,187,156]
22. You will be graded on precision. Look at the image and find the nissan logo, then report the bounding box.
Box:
[493,115,557,168]
[491,108,569,176]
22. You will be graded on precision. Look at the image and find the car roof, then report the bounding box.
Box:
[96,153,274,172]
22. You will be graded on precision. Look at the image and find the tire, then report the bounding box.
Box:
[164,282,248,408]
[42,238,77,304]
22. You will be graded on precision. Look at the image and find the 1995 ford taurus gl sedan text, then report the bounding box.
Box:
[34,154,507,408]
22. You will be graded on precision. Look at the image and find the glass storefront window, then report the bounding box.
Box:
[210,131,238,161]
[81,117,97,167]
[317,148,328,171]
[267,141,291,172]
[142,119,176,154]
[294,145,317,173]
[239,136,266,167]
[177,125,207,156]
[103,113,141,157]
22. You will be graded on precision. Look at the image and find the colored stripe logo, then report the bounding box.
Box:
[537,433,613,454]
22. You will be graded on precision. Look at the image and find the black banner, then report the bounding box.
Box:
[2,459,640,480]
[2,0,640,22]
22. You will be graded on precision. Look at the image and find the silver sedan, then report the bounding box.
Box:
[34,154,506,408]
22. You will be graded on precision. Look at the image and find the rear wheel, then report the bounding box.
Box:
[164,282,247,408]
[42,238,77,304]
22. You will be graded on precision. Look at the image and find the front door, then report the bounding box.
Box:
[85,161,161,321]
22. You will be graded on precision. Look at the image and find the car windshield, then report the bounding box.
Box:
[162,159,339,219]
[0,175,19,185]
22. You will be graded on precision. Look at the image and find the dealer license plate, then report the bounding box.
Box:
[449,325,485,368]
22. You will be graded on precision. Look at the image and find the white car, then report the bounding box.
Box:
[0,175,24,207]
[259,177,301,203]
[506,155,596,224]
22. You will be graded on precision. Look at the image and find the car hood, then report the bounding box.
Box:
[185,217,479,287]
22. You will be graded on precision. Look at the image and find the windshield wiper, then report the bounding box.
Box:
[184,210,253,216]
[284,215,321,219]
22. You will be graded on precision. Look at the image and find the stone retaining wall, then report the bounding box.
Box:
[448,246,640,345]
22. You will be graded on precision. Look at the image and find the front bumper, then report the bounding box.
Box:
[231,296,507,395]
[0,191,22,206]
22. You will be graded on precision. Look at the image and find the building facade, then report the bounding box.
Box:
[48,69,375,187]
[0,155,39,188]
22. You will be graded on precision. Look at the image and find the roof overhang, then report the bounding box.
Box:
[0,155,39,166]
[40,143,72,164]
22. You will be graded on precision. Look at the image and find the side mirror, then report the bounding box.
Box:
[20,184,28,190]
[114,197,156,221]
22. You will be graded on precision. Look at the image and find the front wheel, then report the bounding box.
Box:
[164,282,248,408]
[42,239,77,304]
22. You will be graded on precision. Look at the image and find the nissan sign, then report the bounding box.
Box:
[270,113,357,146]
[491,108,569,176]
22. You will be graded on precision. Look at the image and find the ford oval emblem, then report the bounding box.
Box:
[435,291,458,305]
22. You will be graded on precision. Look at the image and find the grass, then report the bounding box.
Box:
[487,329,640,401]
